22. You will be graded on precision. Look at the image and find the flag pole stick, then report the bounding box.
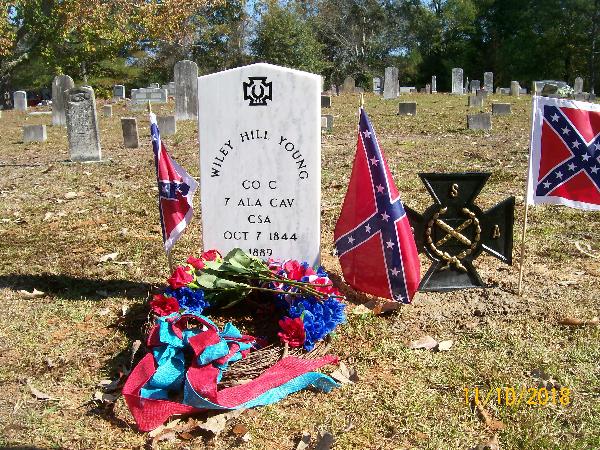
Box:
[360,93,364,109]
[517,202,529,296]
[517,96,538,296]
[167,249,174,274]
[147,100,152,114]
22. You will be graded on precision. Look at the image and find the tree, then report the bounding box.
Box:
[251,3,326,73]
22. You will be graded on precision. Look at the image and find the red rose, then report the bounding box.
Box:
[150,294,180,316]
[201,249,222,261]
[312,277,335,294]
[167,266,194,289]
[277,317,306,347]
[186,256,205,270]
[283,260,303,280]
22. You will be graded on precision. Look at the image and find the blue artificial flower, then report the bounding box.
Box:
[165,287,209,314]
[286,296,346,351]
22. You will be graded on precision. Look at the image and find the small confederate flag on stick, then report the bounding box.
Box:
[334,108,421,303]
[527,96,600,210]
[150,113,199,253]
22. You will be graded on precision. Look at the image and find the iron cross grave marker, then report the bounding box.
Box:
[406,172,515,291]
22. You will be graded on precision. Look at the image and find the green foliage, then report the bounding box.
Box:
[251,4,327,73]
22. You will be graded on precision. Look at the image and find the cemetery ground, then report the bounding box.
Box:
[0,93,599,450]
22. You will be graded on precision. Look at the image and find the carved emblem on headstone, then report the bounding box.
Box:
[243,76,272,106]
[406,173,515,291]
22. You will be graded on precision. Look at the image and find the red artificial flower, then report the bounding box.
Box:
[278,317,306,347]
[201,249,222,261]
[283,260,303,280]
[150,294,180,316]
[186,256,205,270]
[167,266,194,289]
[312,277,336,295]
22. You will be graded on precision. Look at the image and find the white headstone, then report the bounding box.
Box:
[65,86,102,161]
[451,68,463,94]
[52,75,74,126]
[372,77,382,94]
[431,75,437,93]
[383,67,399,99]
[14,91,27,111]
[102,105,113,118]
[198,63,321,265]
[175,60,199,120]
[510,81,520,97]
[23,125,47,142]
[157,115,177,136]
[574,77,583,94]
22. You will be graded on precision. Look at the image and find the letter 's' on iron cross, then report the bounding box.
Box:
[405,173,515,291]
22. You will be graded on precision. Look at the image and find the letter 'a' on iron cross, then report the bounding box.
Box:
[405,172,515,291]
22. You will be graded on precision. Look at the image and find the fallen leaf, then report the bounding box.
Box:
[474,433,500,450]
[64,191,78,199]
[199,409,244,436]
[232,423,248,436]
[437,340,454,351]
[98,252,118,263]
[18,288,45,299]
[43,212,54,221]
[557,280,577,286]
[408,335,438,350]
[296,432,311,450]
[475,401,505,431]
[241,432,252,442]
[330,362,359,384]
[41,165,54,174]
[121,303,129,317]
[351,304,373,315]
[558,316,599,327]
[93,391,118,403]
[97,377,122,392]
[315,431,334,450]
[129,339,142,368]
[372,301,400,315]
[26,379,58,401]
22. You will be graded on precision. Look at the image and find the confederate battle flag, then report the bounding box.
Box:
[150,113,199,253]
[334,108,421,303]
[527,96,600,210]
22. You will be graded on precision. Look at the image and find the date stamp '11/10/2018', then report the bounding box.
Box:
[464,387,572,407]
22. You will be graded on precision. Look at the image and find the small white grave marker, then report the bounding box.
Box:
[198,63,321,265]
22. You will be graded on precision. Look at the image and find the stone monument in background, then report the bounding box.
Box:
[65,86,101,161]
[52,75,74,126]
[451,68,463,94]
[174,60,199,120]
[383,67,399,99]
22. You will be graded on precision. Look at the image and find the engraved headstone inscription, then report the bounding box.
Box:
[65,86,101,161]
[198,63,321,265]
[406,173,515,291]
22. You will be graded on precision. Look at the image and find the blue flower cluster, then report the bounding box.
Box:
[165,287,209,314]
[288,297,346,351]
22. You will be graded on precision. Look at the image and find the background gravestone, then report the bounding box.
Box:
[14,91,27,111]
[492,103,511,115]
[510,81,520,96]
[121,118,139,148]
[198,63,321,265]
[431,75,437,93]
[51,75,74,126]
[574,77,583,94]
[398,102,417,115]
[23,125,46,142]
[467,113,492,130]
[470,80,481,93]
[451,68,463,94]
[484,72,493,92]
[321,95,331,108]
[373,77,382,94]
[157,115,177,136]
[113,84,125,101]
[102,105,113,118]
[468,95,484,107]
[341,76,355,93]
[65,86,101,161]
[383,67,399,99]
[321,114,333,131]
[174,60,199,120]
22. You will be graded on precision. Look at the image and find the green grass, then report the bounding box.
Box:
[0,92,599,449]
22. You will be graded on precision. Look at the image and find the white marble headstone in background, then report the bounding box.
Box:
[198,63,321,265]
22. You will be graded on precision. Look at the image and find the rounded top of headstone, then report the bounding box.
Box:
[66,86,95,102]
[53,74,74,83]
[175,59,198,68]
[198,62,321,82]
